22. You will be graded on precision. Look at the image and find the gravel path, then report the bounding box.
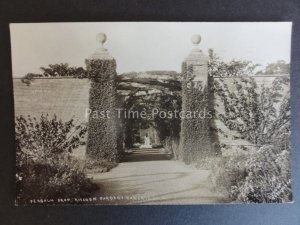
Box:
[90,149,227,204]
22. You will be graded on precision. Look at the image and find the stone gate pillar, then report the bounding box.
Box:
[180,34,212,164]
[85,33,119,162]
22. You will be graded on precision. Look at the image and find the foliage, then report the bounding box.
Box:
[16,114,87,156]
[212,144,292,203]
[180,60,216,163]
[15,115,97,204]
[120,70,182,148]
[152,92,182,141]
[122,86,182,147]
[209,49,290,145]
[213,76,290,145]
[256,60,290,75]
[232,145,292,203]
[21,73,44,86]
[208,51,291,203]
[207,50,291,202]
[21,63,88,85]
[40,63,87,78]
[85,59,120,161]
[208,49,259,77]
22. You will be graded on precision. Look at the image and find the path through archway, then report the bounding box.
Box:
[117,71,182,160]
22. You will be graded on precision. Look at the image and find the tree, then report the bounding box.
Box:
[208,49,259,77]
[214,76,290,145]
[256,60,290,75]
[40,63,87,78]
[209,52,292,203]
[40,63,70,77]
[21,63,88,85]
[209,49,290,145]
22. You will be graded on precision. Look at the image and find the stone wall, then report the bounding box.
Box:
[13,78,90,124]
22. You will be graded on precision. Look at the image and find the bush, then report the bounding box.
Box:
[211,144,292,203]
[232,145,292,203]
[15,114,97,204]
[210,154,248,192]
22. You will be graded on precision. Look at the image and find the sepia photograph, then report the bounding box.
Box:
[10,22,292,205]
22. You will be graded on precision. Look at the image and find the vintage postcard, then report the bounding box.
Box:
[11,22,292,205]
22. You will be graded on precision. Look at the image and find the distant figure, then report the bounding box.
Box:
[140,134,152,149]
[144,135,151,146]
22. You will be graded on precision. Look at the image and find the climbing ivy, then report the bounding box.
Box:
[85,59,120,162]
[180,62,214,164]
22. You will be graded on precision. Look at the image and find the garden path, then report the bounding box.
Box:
[90,148,227,204]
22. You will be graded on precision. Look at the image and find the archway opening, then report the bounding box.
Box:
[117,71,182,161]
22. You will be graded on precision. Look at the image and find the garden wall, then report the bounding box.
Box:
[13,78,90,124]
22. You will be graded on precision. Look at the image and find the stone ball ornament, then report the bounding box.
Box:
[89,32,113,59]
[96,33,107,47]
[191,34,201,45]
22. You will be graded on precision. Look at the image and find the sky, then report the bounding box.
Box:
[10,22,292,77]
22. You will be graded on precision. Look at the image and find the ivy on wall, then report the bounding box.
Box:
[180,63,215,164]
[85,59,120,162]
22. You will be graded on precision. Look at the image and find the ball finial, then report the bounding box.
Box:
[90,32,113,59]
[96,33,107,44]
[191,34,201,45]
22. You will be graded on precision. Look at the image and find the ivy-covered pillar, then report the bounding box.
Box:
[85,33,119,162]
[180,34,212,164]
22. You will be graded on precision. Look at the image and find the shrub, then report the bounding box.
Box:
[211,144,292,203]
[15,114,97,204]
[210,154,248,192]
[232,145,292,203]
